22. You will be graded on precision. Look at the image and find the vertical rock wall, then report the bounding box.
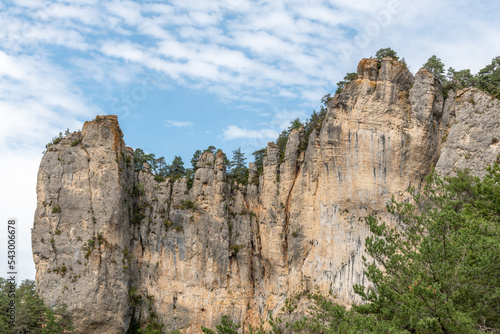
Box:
[32,58,500,333]
[32,116,134,333]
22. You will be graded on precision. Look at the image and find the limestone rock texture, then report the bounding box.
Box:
[32,58,500,333]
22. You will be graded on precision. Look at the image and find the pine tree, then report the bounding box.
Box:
[252,148,266,176]
[202,315,240,334]
[13,280,46,333]
[169,156,185,180]
[229,147,248,185]
[205,146,217,154]
[477,56,500,99]
[335,72,358,94]
[446,67,477,90]
[423,55,446,82]
[354,164,500,333]
[375,47,399,60]
[191,149,202,171]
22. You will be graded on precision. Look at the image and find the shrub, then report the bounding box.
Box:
[179,199,197,210]
[71,139,81,146]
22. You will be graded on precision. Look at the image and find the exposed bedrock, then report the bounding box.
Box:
[32,58,500,333]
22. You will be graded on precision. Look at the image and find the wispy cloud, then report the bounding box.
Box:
[3,0,499,111]
[164,120,194,128]
[222,125,278,141]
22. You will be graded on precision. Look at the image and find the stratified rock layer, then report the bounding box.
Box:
[32,58,500,333]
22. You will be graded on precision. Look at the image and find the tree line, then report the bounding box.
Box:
[132,93,331,187]
[132,145,250,187]
[0,279,74,333]
[135,49,500,189]
[336,47,500,99]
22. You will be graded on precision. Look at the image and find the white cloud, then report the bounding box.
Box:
[0,149,40,281]
[105,0,143,26]
[164,120,194,128]
[222,125,278,140]
[101,41,148,62]
[0,50,97,281]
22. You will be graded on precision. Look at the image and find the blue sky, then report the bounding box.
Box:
[1,0,500,281]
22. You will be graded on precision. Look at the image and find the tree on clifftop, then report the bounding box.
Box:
[423,55,446,82]
[335,72,358,94]
[169,156,185,180]
[228,147,249,185]
[375,47,399,60]
[478,56,500,99]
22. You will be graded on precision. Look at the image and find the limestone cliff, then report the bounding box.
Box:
[32,58,500,333]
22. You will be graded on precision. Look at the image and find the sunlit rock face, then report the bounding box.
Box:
[32,58,500,333]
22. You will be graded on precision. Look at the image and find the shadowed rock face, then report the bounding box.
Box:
[32,58,500,333]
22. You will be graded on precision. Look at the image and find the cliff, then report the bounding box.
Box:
[32,57,500,333]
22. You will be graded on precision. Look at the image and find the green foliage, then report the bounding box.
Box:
[267,94,329,170]
[276,130,289,163]
[123,246,133,269]
[290,293,354,333]
[133,148,154,171]
[335,72,358,94]
[133,148,171,181]
[129,286,142,308]
[229,243,242,255]
[45,132,63,152]
[375,47,399,60]
[186,168,195,189]
[132,183,145,197]
[41,303,75,334]
[421,55,500,99]
[138,322,163,334]
[169,156,185,180]
[354,164,500,333]
[205,145,217,154]
[423,55,446,82]
[446,67,477,90]
[228,147,249,185]
[288,118,304,132]
[275,118,305,163]
[51,205,61,213]
[202,315,240,334]
[400,57,408,69]
[251,148,266,177]
[51,263,68,277]
[191,149,202,171]
[302,102,328,150]
[163,219,173,229]
[0,279,75,333]
[70,138,81,147]
[179,199,197,210]
[207,165,500,334]
[477,56,500,99]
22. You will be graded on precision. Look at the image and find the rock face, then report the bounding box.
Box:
[32,58,500,333]
[32,116,134,333]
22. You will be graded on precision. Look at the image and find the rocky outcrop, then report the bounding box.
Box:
[32,116,134,333]
[436,88,500,177]
[32,58,500,333]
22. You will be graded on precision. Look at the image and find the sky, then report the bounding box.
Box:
[1,0,500,282]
